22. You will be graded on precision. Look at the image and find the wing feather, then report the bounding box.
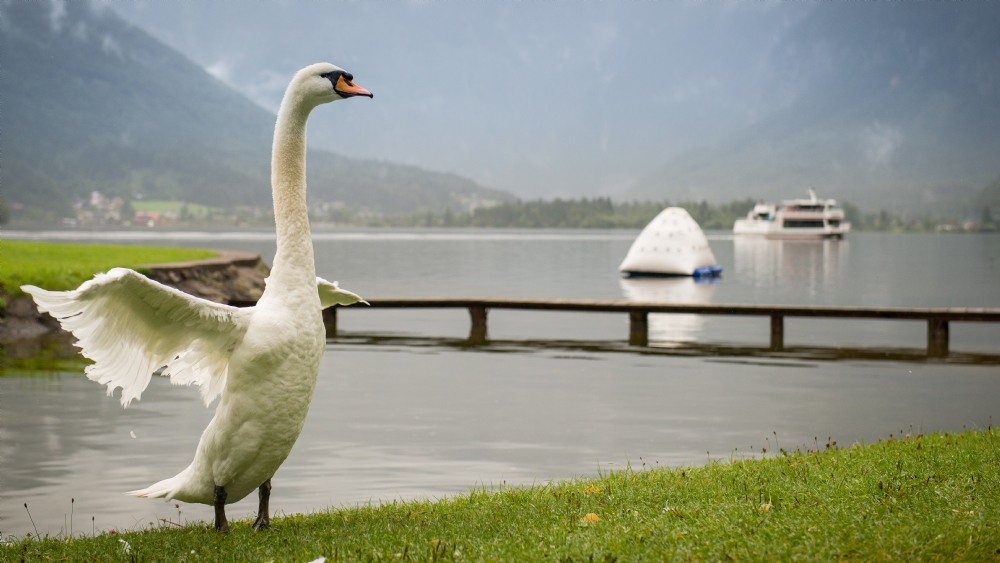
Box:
[22,268,252,407]
[317,277,368,308]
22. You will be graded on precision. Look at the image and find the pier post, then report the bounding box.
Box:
[770,315,784,350]
[469,306,488,343]
[629,310,649,347]
[927,318,949,357]
[322,307,337,339]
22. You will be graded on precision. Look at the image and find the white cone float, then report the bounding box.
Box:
[619,207,722,278]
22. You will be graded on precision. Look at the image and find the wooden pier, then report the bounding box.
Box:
[319,298,1000,358]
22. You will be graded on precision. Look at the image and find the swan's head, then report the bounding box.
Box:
[293,62,372,106]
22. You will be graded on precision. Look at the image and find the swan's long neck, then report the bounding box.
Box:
[269,89,316,287]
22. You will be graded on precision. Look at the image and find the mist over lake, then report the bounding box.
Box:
[3,1,999,220]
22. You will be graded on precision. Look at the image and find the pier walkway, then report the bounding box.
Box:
[318,298,1000,358]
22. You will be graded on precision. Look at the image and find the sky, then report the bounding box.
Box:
[109,1,814,199]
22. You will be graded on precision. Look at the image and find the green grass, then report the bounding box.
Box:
[5,428,998,562]
[0,240,216,295]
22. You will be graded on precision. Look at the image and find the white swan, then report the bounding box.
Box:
[22,63,372,533]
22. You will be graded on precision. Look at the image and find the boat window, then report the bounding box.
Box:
[791,205,825,212]
[783,220,825,228]
[828,219,840,227]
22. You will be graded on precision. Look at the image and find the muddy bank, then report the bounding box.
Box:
[143,250,269,305]
[0,250,269,340]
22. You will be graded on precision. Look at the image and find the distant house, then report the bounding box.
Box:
[73,190,124,224]
[134,210,161,227]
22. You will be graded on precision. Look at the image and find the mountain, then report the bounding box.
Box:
[109,2,813,200]
[626,2,1000,213]
[0,0,511,220]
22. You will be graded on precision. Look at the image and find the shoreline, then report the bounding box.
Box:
[4,225,999,235]
[0,247,269,341]
[4,428,997,560]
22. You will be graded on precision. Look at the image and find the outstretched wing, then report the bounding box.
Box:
[317,277,368,308]
[22,268,252,407]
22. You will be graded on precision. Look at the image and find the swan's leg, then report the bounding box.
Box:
[213,485,229,533]
[252,478,272,530]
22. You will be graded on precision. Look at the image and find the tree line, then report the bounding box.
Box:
[318,198,759,229]
[313,197,999,232]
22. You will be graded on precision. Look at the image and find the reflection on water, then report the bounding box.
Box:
[0,333,88,374]
[333,333,1000,366]
[734,237,848,296]
[619,277,716,345]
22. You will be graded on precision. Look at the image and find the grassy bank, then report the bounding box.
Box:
[0,240,216,296]
[5,428,998,562]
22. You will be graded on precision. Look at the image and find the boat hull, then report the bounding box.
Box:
[733,219,851,239]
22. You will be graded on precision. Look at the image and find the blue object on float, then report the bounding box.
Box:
[692,264,723,278]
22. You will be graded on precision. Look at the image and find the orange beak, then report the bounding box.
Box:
[335,75,373,98]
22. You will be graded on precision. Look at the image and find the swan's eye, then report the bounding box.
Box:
[321,71,348,89]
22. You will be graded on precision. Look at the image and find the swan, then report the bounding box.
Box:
[22,63,372,533]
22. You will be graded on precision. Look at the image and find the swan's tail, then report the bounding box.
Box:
[127,468,191,500]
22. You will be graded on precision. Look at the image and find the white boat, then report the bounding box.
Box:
[619,207,722,278]
[733,189,851,239]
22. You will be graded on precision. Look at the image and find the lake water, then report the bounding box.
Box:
[2,229,999,538]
